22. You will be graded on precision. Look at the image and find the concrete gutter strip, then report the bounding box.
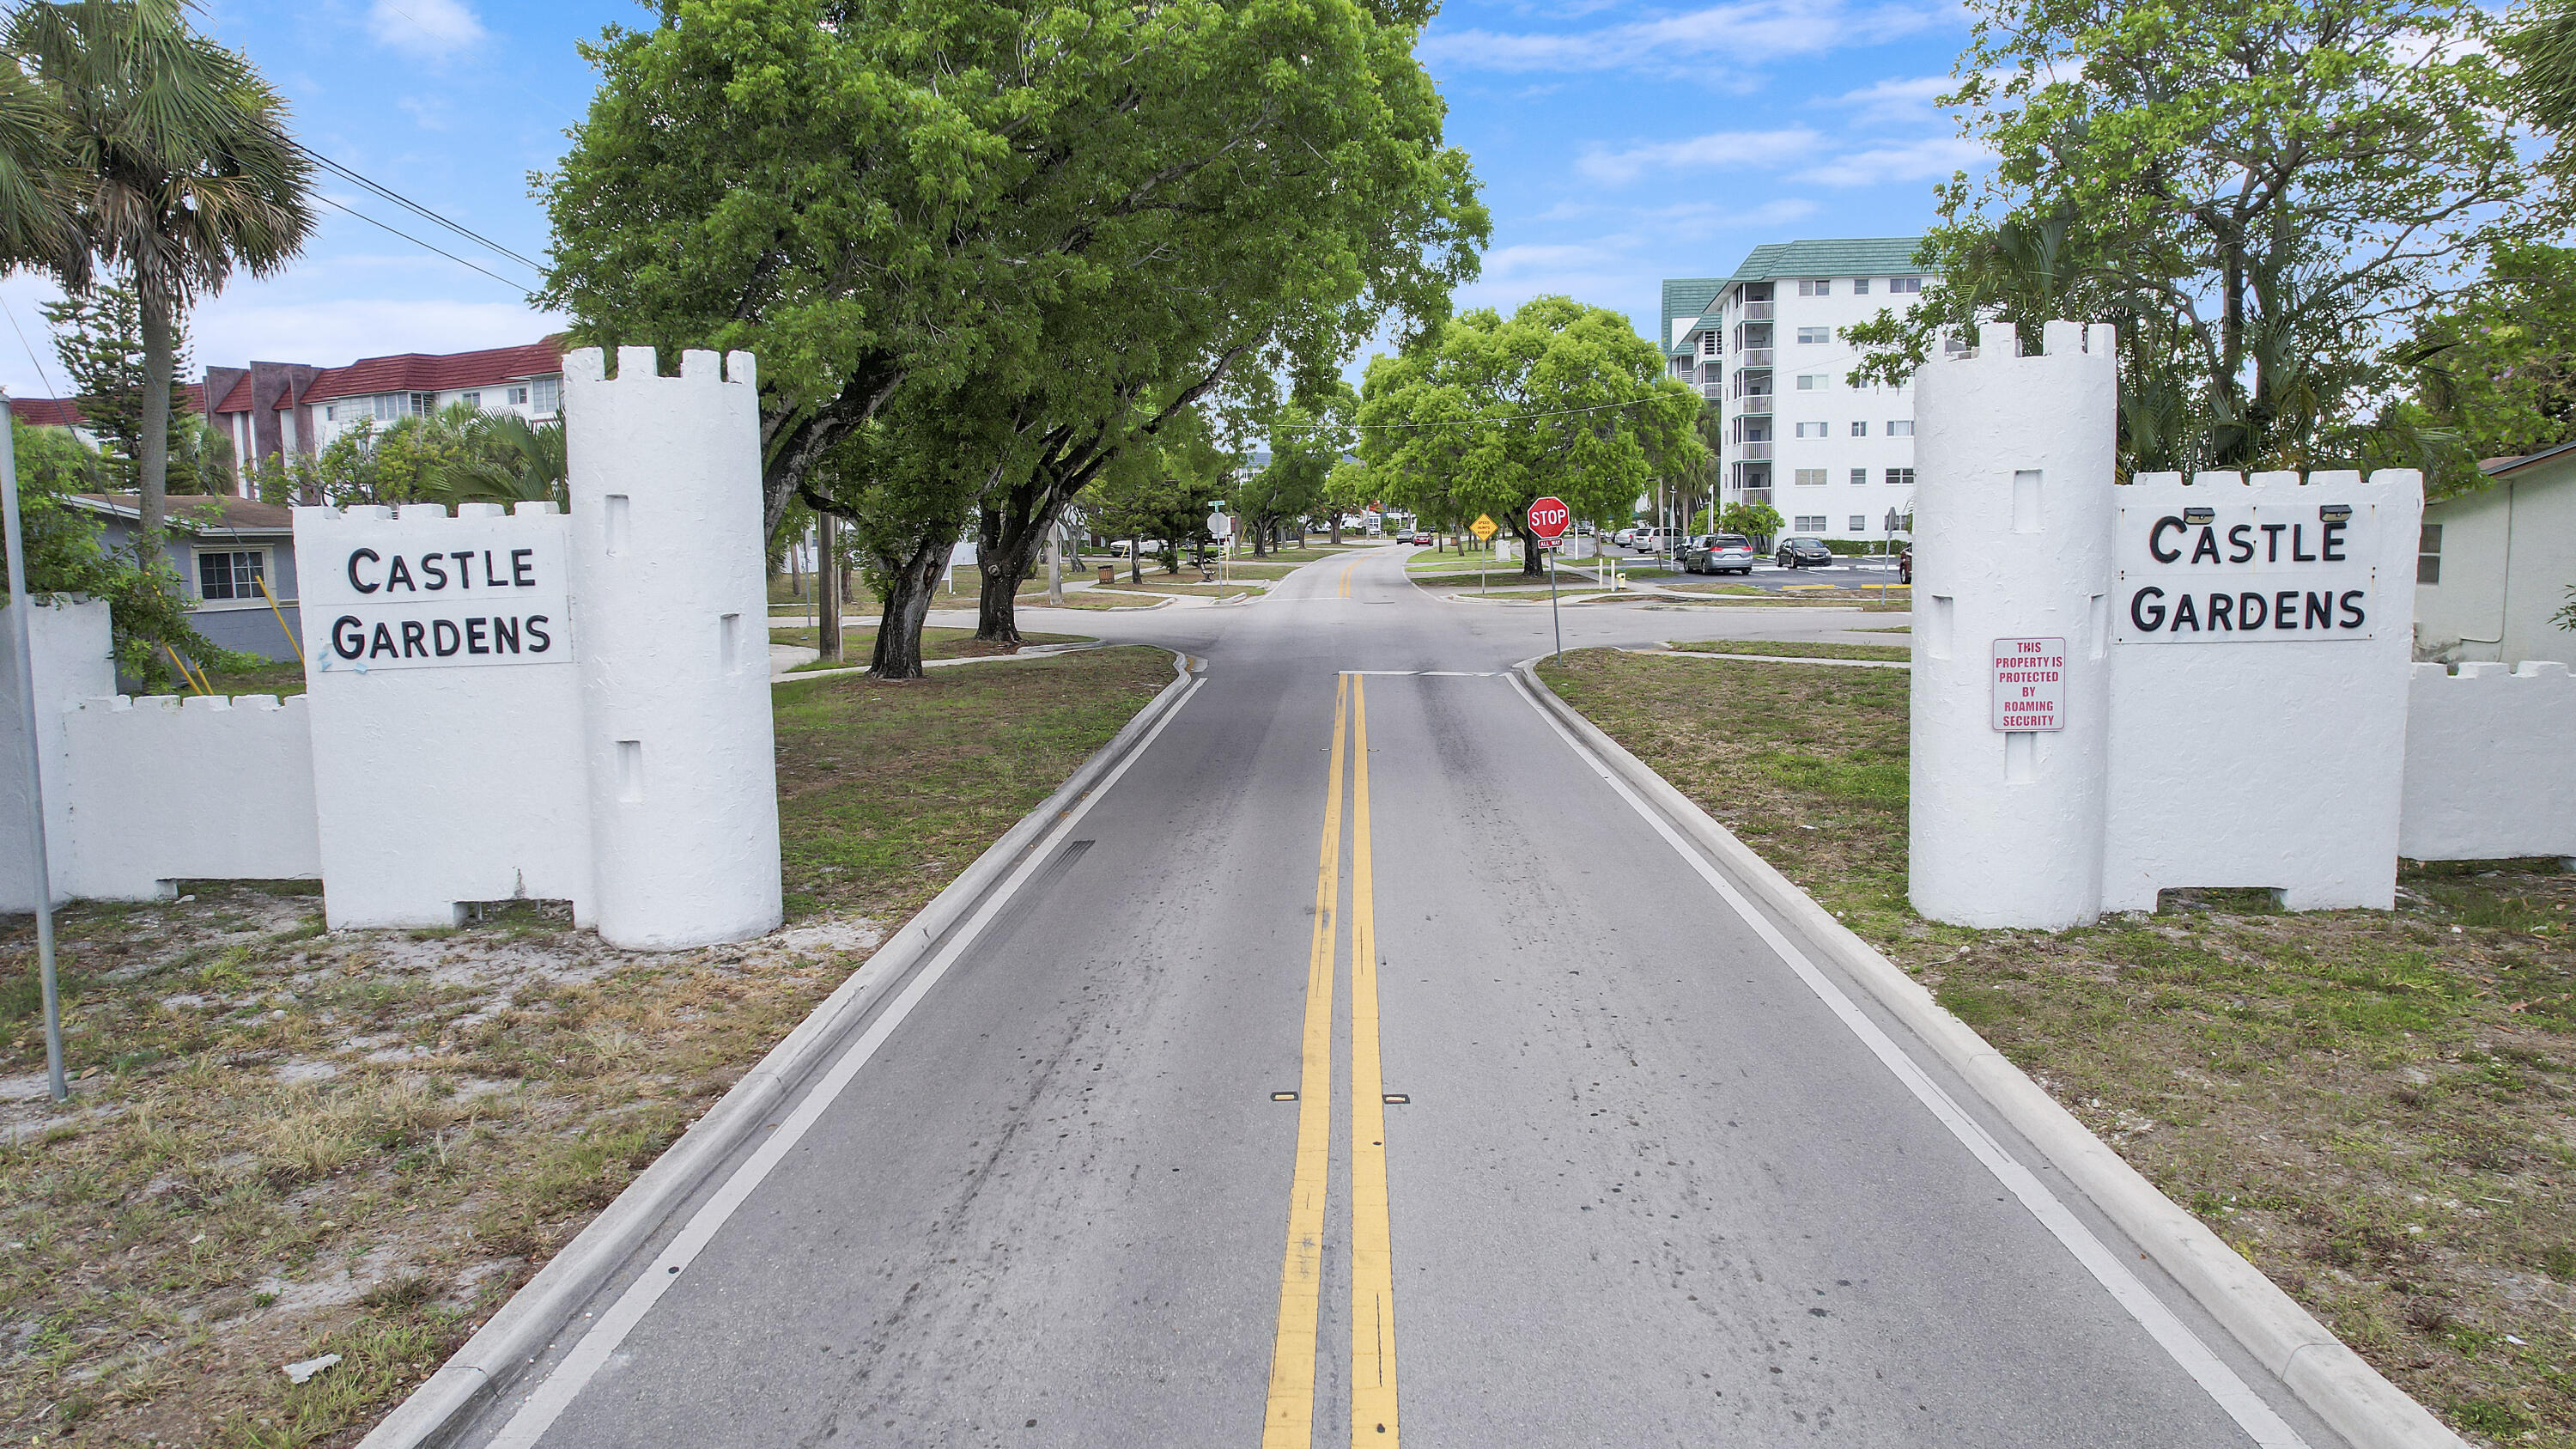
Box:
[361,651,1202,1449]
[1515,659,2466,1449]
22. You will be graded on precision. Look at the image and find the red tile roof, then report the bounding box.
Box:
[296,337,564,405]
[8,387,206,426]
[210,374,252,413]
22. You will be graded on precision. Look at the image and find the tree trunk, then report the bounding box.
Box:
[817,512,843,664]
[137,294,175,540]
[975,545,1025,646]
[1518,529,1546,578]
[1329,514,1342,545]
[1128,536,1143,582]
[1249,522,1267,558]
[869,532,951,680]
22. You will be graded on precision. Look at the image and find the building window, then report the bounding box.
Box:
[1889,277,1923,293]
[1887,419,1914,436]
[1886,467,1916,487]
[1798,279,1830,296]
[1699,332,1717,357]
[1794,469,1827,487]
[532,376,562,414]
[1852,278,1870,295]
[1797,326,1831,344]
[1795,421,1828,438]
[507,385,530,406]
[323,404,338,423]
[1850,469,1868,486]
[372,393,399,422]
[1795,373,1827,391]
[1850,514,1868,531]
[2418,524,2442,585]
[1850,420,1868,437]
[197,550,264,602]
[1795,514,1828,531]
[461,391,482,409]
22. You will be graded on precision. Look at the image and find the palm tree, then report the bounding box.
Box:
[7,0,314,539]
[0,63,81,275]
[425,409,568,511]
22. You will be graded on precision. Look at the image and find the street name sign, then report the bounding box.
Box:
[1526,496,1571,540]
[1469,514,1498,541]
[1991,636,2067,731]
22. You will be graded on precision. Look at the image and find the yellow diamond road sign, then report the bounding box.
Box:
[1469,514,1498,541]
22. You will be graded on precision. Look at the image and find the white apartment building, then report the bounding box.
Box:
[206,338,564,496]
[1663,239,1931,541]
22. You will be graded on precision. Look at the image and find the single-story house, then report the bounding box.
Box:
[67,493,302,664]
[2415,443,2576,665]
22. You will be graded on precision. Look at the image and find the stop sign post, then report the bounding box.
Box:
[1528,496,1572,661]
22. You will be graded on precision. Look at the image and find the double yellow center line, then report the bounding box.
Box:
[1263,673,1400,1446]
[1337,561,1358,598]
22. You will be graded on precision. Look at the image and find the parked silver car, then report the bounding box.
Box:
[1680,533,1757,575]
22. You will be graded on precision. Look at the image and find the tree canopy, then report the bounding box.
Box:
[1845,0,2532,477]
[1356,296,1704,575]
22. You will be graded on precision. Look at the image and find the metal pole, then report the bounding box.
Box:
[1047,526,1063,607]
[1,399,67,1103]
[1548,547,1562,662]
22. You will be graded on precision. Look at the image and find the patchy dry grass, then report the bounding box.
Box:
[1091,580,1263,599]
[1540,648,2576,1449]
[0,647,1173,1446]
[770,626,1087,668]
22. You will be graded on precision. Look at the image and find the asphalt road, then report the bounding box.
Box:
[455,545,2348,1449]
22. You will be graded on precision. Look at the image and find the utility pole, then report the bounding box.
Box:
[0,399,66,1102]
[1047,522,1064,607]
[817,511,842,665]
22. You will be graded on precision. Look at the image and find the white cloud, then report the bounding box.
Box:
[1822,74,1955,126]
[1796,134,1990,187]
[368,0,487,59]
[1424,0,1952,75]
[1642,197,1822,229]
[1578,128,1825,185]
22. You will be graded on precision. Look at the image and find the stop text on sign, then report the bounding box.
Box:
[304,516,572,671]
[1526,496,1571,539]
[2113,502,2377,643]
[1991,636,2067,732]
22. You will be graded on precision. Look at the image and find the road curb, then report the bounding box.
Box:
[1513,656,2465,1449]
[360,649,1203,1449]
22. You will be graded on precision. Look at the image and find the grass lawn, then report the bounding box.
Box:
[1091,580,1263,599]
[1251,544,1360,563]
[196,659,310,699]
[771,626,1086,668]
[0,647,1175,1447]
[1538,648,2576,1448]
[1667,639,1912,662]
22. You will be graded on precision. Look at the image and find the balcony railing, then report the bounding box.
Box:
[1741,487,1774,506]
[1735,348,1775,368]
[1698,381,1723,400]
[1737,301,1774,320]
[1731,390,1774,413]
[1732,441,1772,460]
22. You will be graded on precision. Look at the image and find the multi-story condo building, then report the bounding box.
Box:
[204,338,564,497]
[1663,239,1932,541]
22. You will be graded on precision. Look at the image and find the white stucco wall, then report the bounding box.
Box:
[2415,460,2576,665]
[0,599,115,910]
[2099,468,2420,912]
[565,346,782,949]
[2399,661,2576,861]
[295,501,594,929]
[59,694,319,898]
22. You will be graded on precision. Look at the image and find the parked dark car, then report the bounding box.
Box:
[1680,533,1757,575]
[1775,535,1835,569]
[1899,545,1912,584]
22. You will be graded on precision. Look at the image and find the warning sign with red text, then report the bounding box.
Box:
[1990,637,2068,732]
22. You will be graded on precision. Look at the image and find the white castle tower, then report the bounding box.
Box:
[564,346,782,948]
[1910,321,2119,929]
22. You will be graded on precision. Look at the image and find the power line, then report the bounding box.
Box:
[288,138,549,276]
[0,295,61,401]
[313,192,536,294]
[1274,393,1682,435]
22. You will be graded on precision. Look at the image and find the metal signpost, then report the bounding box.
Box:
[1527,496,1571,661]
[1469,513,1498,594]
[0,399,67,1102]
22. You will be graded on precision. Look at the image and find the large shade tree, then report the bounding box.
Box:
[1357,296,1704,577]
[1844,0,2531,477]
[8,0,314,539]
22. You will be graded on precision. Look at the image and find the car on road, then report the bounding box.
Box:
[1680,533,1757,575]
[1775,535,1836,569]
[1612,527,1637,547]
[1107,539,1169,558]
[1408,530,1434,545]
[1631,527,1678,555]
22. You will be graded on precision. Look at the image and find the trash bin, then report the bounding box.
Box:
[1097,565,1114,584]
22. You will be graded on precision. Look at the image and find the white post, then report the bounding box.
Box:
[1910,320,2119,929]
[563,347,782,948]
[0,399,65,1101]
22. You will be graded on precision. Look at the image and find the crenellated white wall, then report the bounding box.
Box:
[59,693,319,899]
[0,599,114,910]
[2400,661,2576,861]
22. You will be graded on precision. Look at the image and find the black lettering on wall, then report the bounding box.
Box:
[2306,591,2334,630]
[2274,589,2298,630]
[2190,527,2221,564]
[451,550,476,587]
[494,616,520,653]
[2227,524,2253,563]
[422,553,448,590]
[2172,594,2201,631]
[526,615,551,653]
[2261,522,2286,562]
[466,618,490,654]
[346,549,381,594]
[2208,593,2235,630]
[332,616,365,657]
[2148,516,2184,563]
[433,618,462,656]
[2236,591,2265,629]
[2340,590,2366,630]
[369,623,398,658]
[385,555,416,593]
[2130,587,2167,631]
[2292,524,2316,563]
[511,549,535,588]
[2321,520,2348,562]
[400,620,427,657]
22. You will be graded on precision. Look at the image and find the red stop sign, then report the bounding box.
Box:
[1526,496,1571,539]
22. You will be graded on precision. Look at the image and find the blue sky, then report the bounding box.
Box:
[0,0,1985,399]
